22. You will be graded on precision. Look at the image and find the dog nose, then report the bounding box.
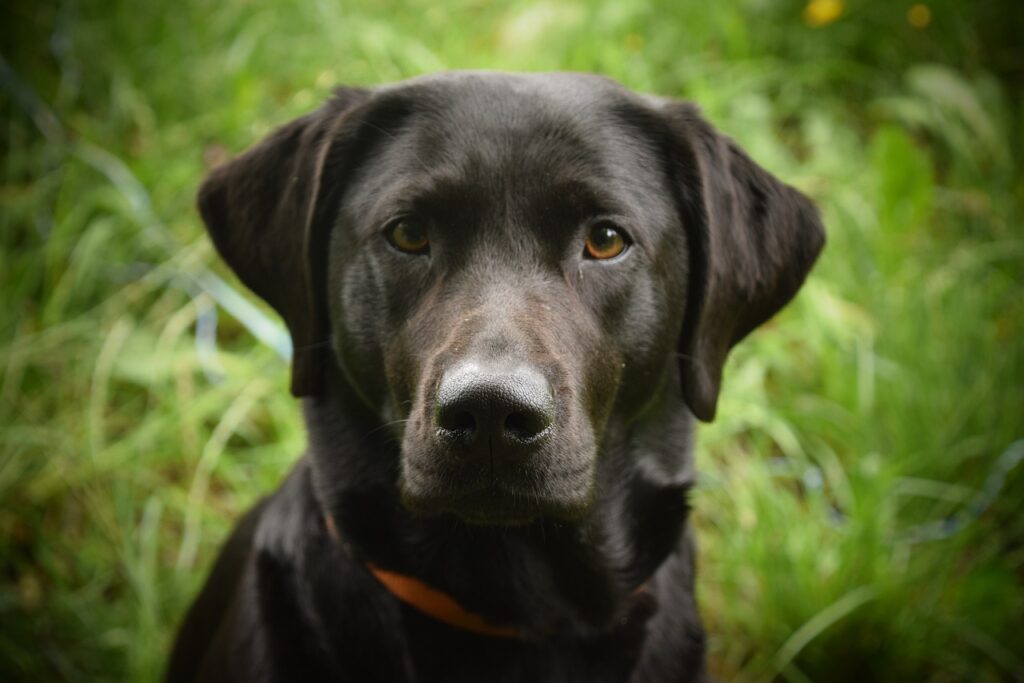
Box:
[435,362,554,451]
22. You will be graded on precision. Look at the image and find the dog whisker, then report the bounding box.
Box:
[362,418,409,440]
[291,336,335,353]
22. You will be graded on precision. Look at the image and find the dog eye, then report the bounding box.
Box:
[584,222,629,260]
[386,219,430,254]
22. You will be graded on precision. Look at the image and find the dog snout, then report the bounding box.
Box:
[435,361,554,454]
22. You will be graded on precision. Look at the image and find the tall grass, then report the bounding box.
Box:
[2,0,1022,680]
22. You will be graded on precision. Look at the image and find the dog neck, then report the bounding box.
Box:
[324,514,523,638]
[323,512,651,640]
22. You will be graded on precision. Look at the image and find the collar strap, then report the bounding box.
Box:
[367,563,522,638]
[324,515,521,638]
[324,515,646,640]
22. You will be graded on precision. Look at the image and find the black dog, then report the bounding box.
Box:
[167,71,824,682]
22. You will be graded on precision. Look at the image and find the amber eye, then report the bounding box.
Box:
[584,222,629,260]
[386,219,429,254]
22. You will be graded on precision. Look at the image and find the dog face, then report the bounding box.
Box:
[326,75,692,525]
[197,72,824,527]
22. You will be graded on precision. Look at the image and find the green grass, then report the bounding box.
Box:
[2,0,1022,680]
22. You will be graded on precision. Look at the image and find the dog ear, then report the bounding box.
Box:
[197,88,371,397]
[663,104,825,422]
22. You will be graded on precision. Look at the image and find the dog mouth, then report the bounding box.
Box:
[400,476,594,526]
[399,439,596,526]
[395,417,598,524]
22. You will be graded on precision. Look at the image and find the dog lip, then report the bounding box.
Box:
[403,449,593,489]
[399,476,592,525]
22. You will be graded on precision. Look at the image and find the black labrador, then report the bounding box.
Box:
[167,71,824,682]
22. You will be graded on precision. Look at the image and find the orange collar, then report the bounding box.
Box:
[325,515,646,640]
[367,563,522,638]
[324,515,521,638]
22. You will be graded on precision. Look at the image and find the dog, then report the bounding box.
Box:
[167,71,824,682]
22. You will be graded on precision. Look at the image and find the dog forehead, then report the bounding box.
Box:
[345,72,666,212]
[379,71,645,158]
[385,70,630,113]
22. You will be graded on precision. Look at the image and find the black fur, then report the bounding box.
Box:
[168,71,824,682]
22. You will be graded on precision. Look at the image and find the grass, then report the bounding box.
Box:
[2,0,1022,680]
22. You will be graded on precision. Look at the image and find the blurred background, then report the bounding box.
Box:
[2,0,1022,680]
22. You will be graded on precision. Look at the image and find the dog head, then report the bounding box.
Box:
[198,72,823,527]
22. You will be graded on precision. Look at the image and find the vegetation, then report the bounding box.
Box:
[2,0,1021,680]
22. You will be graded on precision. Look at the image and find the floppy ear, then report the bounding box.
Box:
[663,104,825,422]
[197,87,371,397]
